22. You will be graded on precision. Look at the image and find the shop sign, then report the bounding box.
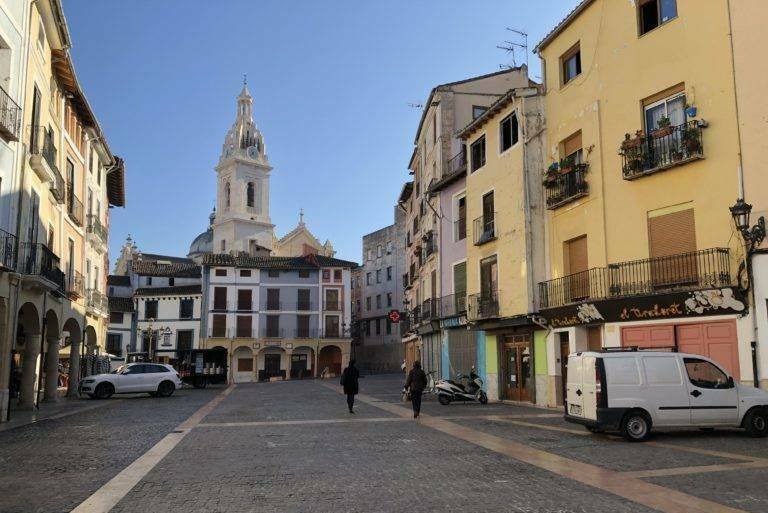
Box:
[544,287,746,328]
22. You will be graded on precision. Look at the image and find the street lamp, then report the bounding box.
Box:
[730,198,766,252]
[730,198,766,388]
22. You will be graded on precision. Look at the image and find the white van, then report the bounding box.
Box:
[565,350,768,441]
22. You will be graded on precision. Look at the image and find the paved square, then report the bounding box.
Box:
[1,374,767,513]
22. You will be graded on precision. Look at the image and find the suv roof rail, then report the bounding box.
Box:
[600,346,679,353]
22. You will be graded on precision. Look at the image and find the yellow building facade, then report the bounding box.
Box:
[535,0,764,395]
[460,87,547,403]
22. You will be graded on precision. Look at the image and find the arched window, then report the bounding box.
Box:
[247,182,255,207]
[224,182,231,209]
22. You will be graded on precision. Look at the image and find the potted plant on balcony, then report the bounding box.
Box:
[559,154,577,174]
[621,130,644,151]
[543,162,559,185]
[681,124,701,155]
[650,116,672,138]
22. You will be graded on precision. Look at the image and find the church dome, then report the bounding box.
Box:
[188,228,213,260]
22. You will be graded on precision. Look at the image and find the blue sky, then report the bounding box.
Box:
[64,0,577,265]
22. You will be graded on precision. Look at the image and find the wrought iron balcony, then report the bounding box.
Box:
[320,328,342,339]
[467,290,500,321]
[0,228,17,271]
[86,288,108,315]
[545,163,589,209]
[17,242,65,294]
[323,301,342,311]
[296,300,313,311]
[440,293,467,318]
[294,327,319,339]
[620,120,705,180]
[538,247,733,309]
[423,230,437,258]
[66,184,84,227]
[66,270,85,299]
[29,126,60,185]
[264,301,282,311]
[263,327,285,339]
[473,214,496,245]
[87,214,108,244]
[420,298,440,323]
[410,305,421,325]
[446,149,467,176]
[0,85,21,142]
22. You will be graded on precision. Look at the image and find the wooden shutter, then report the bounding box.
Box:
[237,289,252,311]
[648,208,697,287]
[236,315,252,338]
[453,262,467,296]
[566,236,589,301]
[267,288,280,309]
[562,131,582,157]
[212,314,226,337]
[214,287,227,310]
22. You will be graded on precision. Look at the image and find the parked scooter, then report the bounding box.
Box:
[435,368,488,405]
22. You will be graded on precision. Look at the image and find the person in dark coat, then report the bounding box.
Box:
[340,359,360,413]
[405,360,428,418]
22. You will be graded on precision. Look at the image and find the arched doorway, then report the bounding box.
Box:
[13,302,41,410]
[62,317,82,398]
[42,310,61,403]
[291,346,314,379]
[257,346,286,381]
[318,345,342,377]
[232,346,254,383]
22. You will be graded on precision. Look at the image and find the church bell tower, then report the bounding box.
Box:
[212,79,274,254]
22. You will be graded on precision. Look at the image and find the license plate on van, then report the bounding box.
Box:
[569,404,582,416]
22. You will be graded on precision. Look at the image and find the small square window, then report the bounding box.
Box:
[333,269,342,281]
[322,269,331,281]
[215,269,227,277]
[299,270,310,278]
[240,269,252,277]
[500,113,519,152]
[268,269,280,278]
[561,43,582,85]
[639,0,677,35]
[470,135,486,172]
[472,106,488,119]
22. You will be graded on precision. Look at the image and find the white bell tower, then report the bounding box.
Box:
[213,78,274,254]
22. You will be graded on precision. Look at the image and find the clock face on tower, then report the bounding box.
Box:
[247,146,259,159]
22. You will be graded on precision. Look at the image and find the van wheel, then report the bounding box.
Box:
[744,408,768,438]
[478,391,488,405]
[620,411,651,442]
[94,383,114,400]
[157,381,175,398]
[438,395,451,406]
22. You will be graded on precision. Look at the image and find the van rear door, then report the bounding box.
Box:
[566,355,597,420]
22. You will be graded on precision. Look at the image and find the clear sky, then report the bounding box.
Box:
[64,0,578,266]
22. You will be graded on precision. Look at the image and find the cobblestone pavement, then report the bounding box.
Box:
[2,374,768,513]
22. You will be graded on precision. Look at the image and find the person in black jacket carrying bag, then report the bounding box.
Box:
[340,360,360,413]
[405,361,427,418]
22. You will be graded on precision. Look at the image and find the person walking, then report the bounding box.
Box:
[405,360,427,418]
[340,359,360,414]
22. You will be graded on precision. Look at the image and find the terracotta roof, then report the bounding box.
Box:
[138,253,194,264]
[107,275,131,287]
[202,253,358,269]
[131,260,201,278]
[533,0,595,54]
[108,296,134,312]
[397,182,414,204]
[135,285,202,297]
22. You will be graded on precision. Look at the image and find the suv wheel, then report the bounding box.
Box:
[744,408,768,438]
[157,381,175,398]
[94,383,114,400]
[620,411,651,442]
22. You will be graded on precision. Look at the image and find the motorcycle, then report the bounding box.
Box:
[435,368,488,405]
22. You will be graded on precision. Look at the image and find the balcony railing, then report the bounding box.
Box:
[410,305,421,325]
[473,214,496,245]
[421,298,440,323]
[621,121,705,180]
[468,290,500,321]
[236,301,253,312]
[454,218,466,241]
[399,316,412,335]
[446,149,467,177]
[324,301,342,311]
[87,214,108,244]
[66,184,84,227]
[424,231,437,257]
[297,300,313,311]
[0,228,17,271]
[545,163,589,209]
[440,293,467,318]
[538,247,733,309]
[264,301,281,311]
[320,328,342,339]
[87,288,108,313]
[29,125,59,184]
[263,328,284,339]
[66,270,85,299]
[17,242,65,294]
[0,85,21,142]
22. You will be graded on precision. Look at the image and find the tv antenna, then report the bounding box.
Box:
[497,28,528,69]
[407,102,424,110]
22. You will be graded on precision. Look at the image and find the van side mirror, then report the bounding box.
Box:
[728,376,735,388]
